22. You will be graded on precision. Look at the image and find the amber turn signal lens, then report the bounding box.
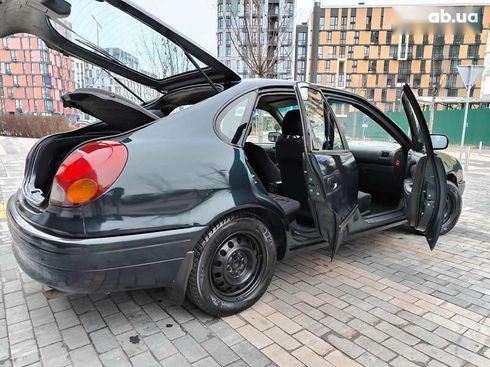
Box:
[66,178,98,205]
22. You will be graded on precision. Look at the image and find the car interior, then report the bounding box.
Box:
[243,92,408,229]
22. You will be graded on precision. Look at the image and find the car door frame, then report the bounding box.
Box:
[295,82,359,259]
[400,84,447,249]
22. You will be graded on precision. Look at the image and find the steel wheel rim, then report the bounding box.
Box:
[210,232,264,299]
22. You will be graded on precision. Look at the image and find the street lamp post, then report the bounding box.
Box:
[457,65,484,160]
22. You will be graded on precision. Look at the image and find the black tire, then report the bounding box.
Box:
[187,212,277,316]
[440,181,462,235]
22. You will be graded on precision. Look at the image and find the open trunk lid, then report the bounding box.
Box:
[0,0,241,92]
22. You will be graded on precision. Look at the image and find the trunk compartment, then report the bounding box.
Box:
[23,123,122,206]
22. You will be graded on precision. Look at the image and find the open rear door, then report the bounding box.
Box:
[401,84,447,249]
[295,83,359,259]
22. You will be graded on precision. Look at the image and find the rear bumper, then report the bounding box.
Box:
[7,196,204,299]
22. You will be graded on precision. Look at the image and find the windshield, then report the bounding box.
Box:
[49,0,204,81]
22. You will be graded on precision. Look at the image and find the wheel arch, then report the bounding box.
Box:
[447,172,458,186]
[206,205,289,260]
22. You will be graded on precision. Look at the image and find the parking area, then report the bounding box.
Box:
[0,136,489,367]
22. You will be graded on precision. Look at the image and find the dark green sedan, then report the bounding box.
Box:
[2,0,463,316]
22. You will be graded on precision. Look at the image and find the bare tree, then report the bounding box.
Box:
[137,30,192,79]
[227,0,294,78]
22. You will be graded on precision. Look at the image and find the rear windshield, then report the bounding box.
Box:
[49,0,204,81]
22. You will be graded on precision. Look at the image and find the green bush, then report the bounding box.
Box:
[0,114,72,138]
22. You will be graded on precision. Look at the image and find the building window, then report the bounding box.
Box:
[340,31,346,44]
[11,50,18,61]
[431,45,443,60]
[453,33,464,44]
[218,3,223,17]
[420,60,426,73]
[339,46,345,57]
[5,63,11,74]
[350,15,356,29]
[341,16,347,30]
[368,60,376,72]
[330,16,338,30]
[326,74,335,86]
[384,60,389,73]
[327,46,336,58]
[354,31,359,45]
[386,31,392,44]
[423,34,429,45]
[13,75,20,87]
[366,16,372,30]
[415,45,424,59]
[324,60,331,72]
[449,45,459,59]
[387,74,396,87]
[348,46,354,57]
[326,31,332,44]
[218,32,223,45]
[363,46,369,58]
[319,16,325,31]
[468,45,479,59]
[366,89,374,100]
[15,99,22,112]
[226,45,231,57]
[318,46,324,58]
[218,18,223,29]
[381,89,387,101]
[413,75,421,88]
[298,32,307,46]
[370,31,379,44]
[2,37,9,49]
[398,33,409,60]
[389,45,398,59]
[352,60,358,72]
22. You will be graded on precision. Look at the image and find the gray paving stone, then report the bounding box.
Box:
[80,311,106,333]
[143,332,178,361]
[90,328,119,353]
[161,353,192,367]
[130,351,159,367]
[173,334,209,363]
[61,325,90,350]
[34,322,62,348]
[232,340,271,367]
[115,330,148,358]
[39,342,70,367]
[99,347,132,367]
[201,336,240,365]
[69,344,102,367]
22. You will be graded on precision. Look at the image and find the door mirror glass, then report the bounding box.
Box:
[268,132,281,142]
[431,134,448,150]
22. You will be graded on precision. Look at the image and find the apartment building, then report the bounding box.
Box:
[217,0,295,79]
[302,2,490,112]
[294,22,308,81]
[0,33,75,117]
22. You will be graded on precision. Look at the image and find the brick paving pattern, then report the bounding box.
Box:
[0,136,489,366]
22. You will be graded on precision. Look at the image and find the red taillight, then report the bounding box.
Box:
[50,141,128,207]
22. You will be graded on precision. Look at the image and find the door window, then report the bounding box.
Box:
[246,109,280,144]
[401,95,425,152]
[329,100,400,146]
[300,87,343,151]
[217,92,256,145]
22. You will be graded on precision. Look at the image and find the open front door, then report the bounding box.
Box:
[295,83,358,259]
[401,84,447,249]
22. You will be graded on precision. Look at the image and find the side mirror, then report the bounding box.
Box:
[268,132,281,143]
[431,134,448,150]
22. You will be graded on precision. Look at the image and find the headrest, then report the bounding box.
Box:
[282,110,303,136]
